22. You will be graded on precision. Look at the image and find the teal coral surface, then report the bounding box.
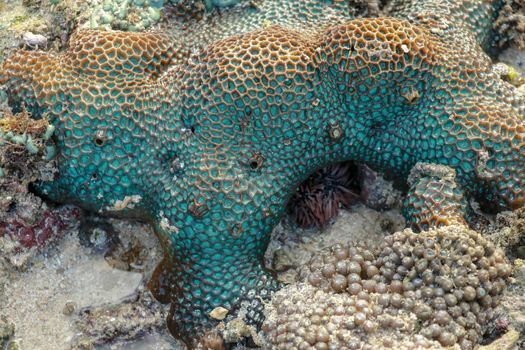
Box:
[2,0,525,346]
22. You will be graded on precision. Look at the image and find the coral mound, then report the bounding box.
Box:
[263,226,511,350]
[2,0,525,346]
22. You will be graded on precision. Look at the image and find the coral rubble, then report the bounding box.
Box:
[0,108,78,261]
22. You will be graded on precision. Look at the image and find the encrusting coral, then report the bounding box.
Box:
[403,163,469,231]
[1,0,524,347]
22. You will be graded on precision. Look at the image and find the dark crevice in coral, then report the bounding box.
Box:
[288,161,360,229]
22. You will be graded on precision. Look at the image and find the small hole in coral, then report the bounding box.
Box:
[250,161,259,169]
[91,172,98,180]
[94,137,104,146]
[7,201,16,213]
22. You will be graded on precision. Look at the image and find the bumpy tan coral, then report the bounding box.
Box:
[263,283,441,350]
[263,226,512,349]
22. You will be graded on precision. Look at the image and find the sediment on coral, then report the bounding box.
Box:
[481,206,525,260]
[169,0,245,11]
[76,289,167,346]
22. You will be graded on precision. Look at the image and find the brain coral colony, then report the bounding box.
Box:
[1,0,524,349]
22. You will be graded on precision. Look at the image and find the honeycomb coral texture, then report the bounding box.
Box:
[1,0,524,346]
[404,163,469,231]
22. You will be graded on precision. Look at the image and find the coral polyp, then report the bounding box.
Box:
[2,0,524,346]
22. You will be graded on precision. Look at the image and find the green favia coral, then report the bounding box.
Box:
[1,0,524,347]
[89,0,164,31]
